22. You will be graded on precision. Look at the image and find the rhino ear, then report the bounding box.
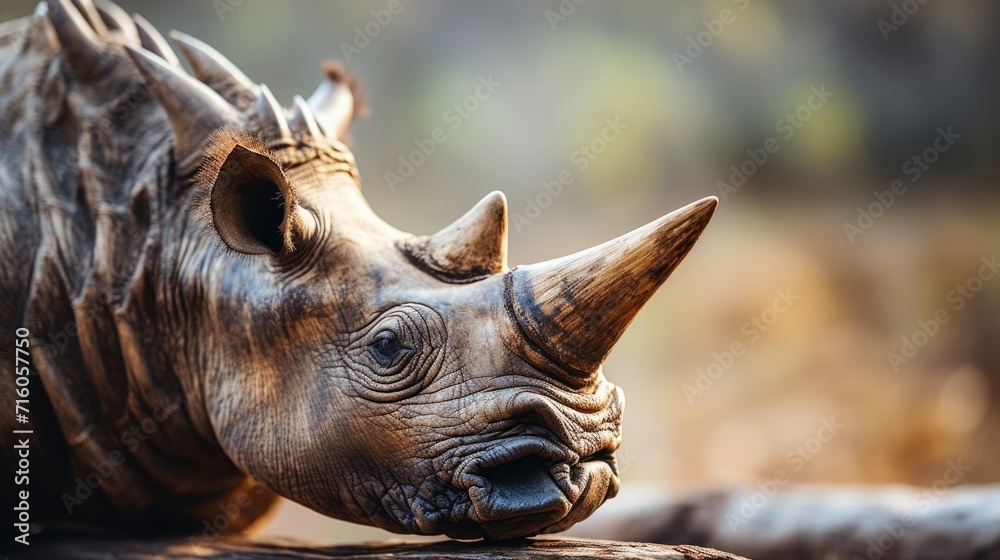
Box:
[199,131,308,256]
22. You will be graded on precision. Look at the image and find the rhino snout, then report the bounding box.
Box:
[453,384,620,539]
[450,417,620,539]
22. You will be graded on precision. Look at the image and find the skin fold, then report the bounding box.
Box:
[0,0,715,540]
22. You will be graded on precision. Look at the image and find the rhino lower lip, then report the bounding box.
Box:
[464,457,617,539]
[450,436,617,538]
[541,458,619,535]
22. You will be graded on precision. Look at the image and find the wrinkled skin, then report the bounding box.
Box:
[205,159,624,538]
[0,0,712,540]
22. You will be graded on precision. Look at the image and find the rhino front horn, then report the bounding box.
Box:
[508,196,718,376]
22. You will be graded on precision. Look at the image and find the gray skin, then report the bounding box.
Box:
[0,0,716,540]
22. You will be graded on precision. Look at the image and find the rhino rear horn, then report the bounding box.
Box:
[254,84,291,140]
[508,196,718,376]
[132,13,179,67]
[404,191,509,281]
[307,62,357,140]
[69,0,107,36]
[124,44,240,162]
[93,0,138,44]
[169,30,257,105]
[46,0,107,76]
[288,95,324,140]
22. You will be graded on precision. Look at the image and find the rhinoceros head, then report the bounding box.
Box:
[45,0,715,539]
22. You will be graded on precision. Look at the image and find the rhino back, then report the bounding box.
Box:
[0,14,259,530]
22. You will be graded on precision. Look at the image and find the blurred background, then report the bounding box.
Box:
[5,0,998,543]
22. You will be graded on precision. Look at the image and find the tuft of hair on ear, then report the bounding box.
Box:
[322,59,369,119]
[192,128,302,256]
[194,128,274,194]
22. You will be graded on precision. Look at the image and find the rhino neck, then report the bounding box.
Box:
[0,28,256,529]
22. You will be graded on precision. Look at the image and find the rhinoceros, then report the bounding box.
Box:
[0,0,716,541]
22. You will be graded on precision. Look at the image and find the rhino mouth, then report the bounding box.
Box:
[451,435,619,539]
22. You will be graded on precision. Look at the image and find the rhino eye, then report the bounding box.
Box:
[345,304,444,402]
[369,331,411,367]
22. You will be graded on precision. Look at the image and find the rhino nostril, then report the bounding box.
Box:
[582,448,617,466]
[480,454,553,496]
